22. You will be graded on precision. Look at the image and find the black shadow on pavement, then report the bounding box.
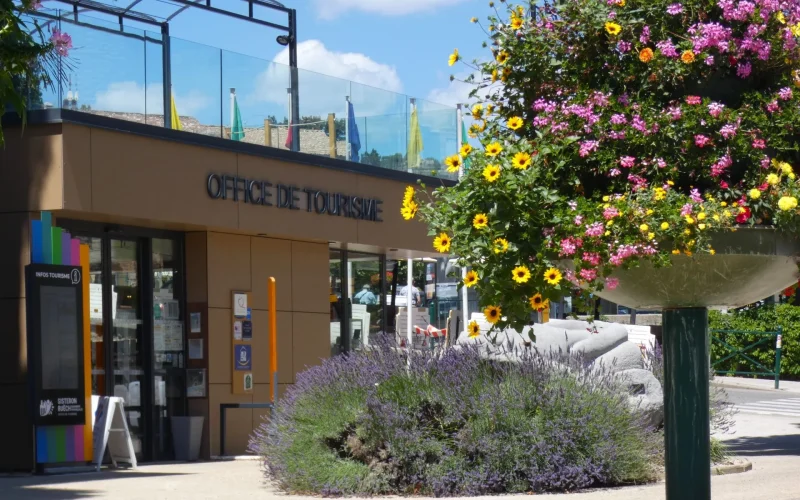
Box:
[0,471,190,500]
[725,433,800,456]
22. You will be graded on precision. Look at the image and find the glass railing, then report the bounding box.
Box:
[21,9,459,180]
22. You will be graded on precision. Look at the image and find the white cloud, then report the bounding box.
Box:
[313,0,470,19]
[250,40,403,117]
[426,77,477,108]
[93,81,209,117]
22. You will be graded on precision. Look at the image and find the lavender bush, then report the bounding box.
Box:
[251,345,662,496]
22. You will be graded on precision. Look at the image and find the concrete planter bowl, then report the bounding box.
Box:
[590,227,800,310]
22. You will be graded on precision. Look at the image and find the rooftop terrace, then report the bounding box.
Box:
[20,5,462,179]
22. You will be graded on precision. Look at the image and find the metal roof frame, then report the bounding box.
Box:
[41,0,301,150]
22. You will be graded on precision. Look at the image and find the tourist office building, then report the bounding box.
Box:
[0,111,453,470]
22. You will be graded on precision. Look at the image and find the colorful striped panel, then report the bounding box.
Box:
[51,227,62,265]
[71,239,81,266]
[41,212,52,264]
[36,425,86,463]
[61,231,72,265]
[31,220,43,264]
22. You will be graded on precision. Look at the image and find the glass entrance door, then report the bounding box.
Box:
[62,221,186,462]
[109,238,146,459]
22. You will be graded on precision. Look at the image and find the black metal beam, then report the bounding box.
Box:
[288,8,299,152]
[32,9,164,44]
[162,23,172,128]
[154,0,291,31]
[52,0,165,26]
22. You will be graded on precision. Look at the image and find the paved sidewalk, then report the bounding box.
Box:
[713,375,800,393]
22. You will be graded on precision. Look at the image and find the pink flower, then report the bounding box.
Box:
[560,238,577,256]
[667,3,683,15]
[720,180,729,189]
[620,156,636,168]
[610,113,628,125]
[737,61,752,78]
[655,158,667,168]
[752,138,766,149]
[574,215,584,225]
[579,140,599,157]
[585,222,604,237]
[704,55,715,65]
[690,188,703,203]
[603,206,620,219]
[694,134,711,147]
[568,200,578,210]
[767,101,780,113]
[609,168,622,177]
[760,156,771,169]
[667,106,682,120]
[640,25,651,44]
[680,203,693,216]
[711,154,732,177]
[719,123,737,138]
[582,252,602,266]
[565,270,581,286]
[779,87,793,101]
[708,102,725,118]
[686,95,702,105]
[605,277,620,290]
[617,40,632,52]
[49,29,72,57]
[579,268,598,281]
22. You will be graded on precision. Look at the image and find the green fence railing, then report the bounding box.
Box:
[710,328,783,389]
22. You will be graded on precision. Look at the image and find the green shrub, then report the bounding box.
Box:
[251,346,662,496]
[709,304,800,380]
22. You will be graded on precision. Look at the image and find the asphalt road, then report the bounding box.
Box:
[720,386,793,405]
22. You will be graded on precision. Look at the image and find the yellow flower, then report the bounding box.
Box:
[791,173,797,180]
[468,320,481,338]
[749,188,761,199]
[710,248,716,255]
[484,305,501,324]
[699,223,707,230]
[721,201,728,207]
[460,143,473,157]
[401,200,418,220]
[767,173,780,185]
[469,120,487,137]
[779,162,794,175]
[646,209,654,215]
[723,209,731,218]
[684,229,691,235]
[667,180,675,186]
[470,16,478,23]
[486,104,494,114]
[485,142,503,156]
[464,270,479,287]
[444,154,463,173]
[681,50,695,64]
[491,69,498,82]
[512,151,532,170]
[661,222,669,230]
[493,237,509,253]
[778,196,798,211]
[495,51,509,64]
[605,22,622,36]
[604,230,611,236]
[713,214,720,221]
[602,195,610,202]
[471,103,483,118]
[529,293,548,311]
[606,220,614,227]
[448,48,460,66]
[507,116,524,130]
[778,11,786,24]
[544,267,562,286]
[792,22,800,37]
[672,249,680,255]
[685,250,693,256]
[616,0,626,6]
[473,213,489,229]
[483,164,501,182]
[512,265,531,284]
[403,185,415,203]
[697,212,706,220]
[639,223,649,232]
[685,215,695,224]
[654,188,666,201]
[639,47,654,63]
[433,233,451,253]
[510,15,524,30]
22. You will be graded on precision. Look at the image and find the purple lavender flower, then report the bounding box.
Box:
[737,61,752,78]
[680,203,693,216]
[666,106,682,121]
[690,189,703,203]
[656,39,679,58]
[667,3,684,14]
[656,158,667,168]
[609,167,622,177]
[705,55,715,65]
[631,115,648,134]
[617,40,632,53]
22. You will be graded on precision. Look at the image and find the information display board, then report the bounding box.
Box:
[26,264,86,426]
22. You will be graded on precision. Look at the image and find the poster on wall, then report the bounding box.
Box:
[233,293,248,317]
[186,369,206,398]
[233,321,242,340]
[244,373,253,392]
[242,321,252,340]
[234,345,252,371]
[190,312,201,333]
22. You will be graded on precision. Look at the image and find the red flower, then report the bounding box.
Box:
[759,182,769,191]
[735,206,751,224]
[784,286,796,297]
[720,180,729,189]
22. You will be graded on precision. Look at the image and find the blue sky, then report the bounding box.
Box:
[34,0,490,159]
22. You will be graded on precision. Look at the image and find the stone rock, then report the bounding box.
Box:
[532,323,591,353]
[591,341,645,371]
[570,321,630,359]
[615,368,664,428]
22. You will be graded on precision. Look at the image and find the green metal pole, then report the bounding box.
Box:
[663,308,710,500]
[775,327,782,390]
